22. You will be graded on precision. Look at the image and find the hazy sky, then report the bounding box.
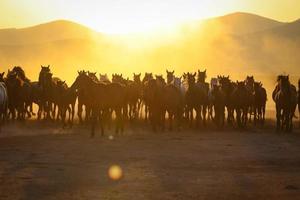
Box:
[0,0,299,33]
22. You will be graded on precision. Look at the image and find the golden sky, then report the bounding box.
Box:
[0,0,299,34]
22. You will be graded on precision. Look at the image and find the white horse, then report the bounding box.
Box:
[0,82,8,132]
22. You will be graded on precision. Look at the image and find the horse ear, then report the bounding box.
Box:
[204,69,206,73]
[193,72,196,77]
[166,70,168,73]
[138,73,141,76]
[41,65,43,68]
[47,65,50,68]
[172,70,174,74]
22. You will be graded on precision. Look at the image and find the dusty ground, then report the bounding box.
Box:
[0,120,300,200]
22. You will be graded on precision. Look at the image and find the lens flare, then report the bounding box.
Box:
[108,165,123,180]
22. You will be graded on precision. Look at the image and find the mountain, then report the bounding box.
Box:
[0,20,101,45]
[0,12,299,83]
[210,12,284,35]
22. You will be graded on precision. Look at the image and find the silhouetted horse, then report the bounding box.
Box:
[272,75,297,132]
[88,71,99,82]
[209,81,226,128]
[218,76,235,124]
[38,65,53,120]
[245,76,256,122]
[0,74,8,132]
[253,82,267,126]
[196,69,209,125]
[71,72,127,137]
[76,71,91,123]
[56,80,77,127]
[142,73,154,121]
[144,77,166,131]
[185,72,208,128]
[99,73,111,84]
[6,70,26,120]
[127,73,143,120]
[231,81,252,128]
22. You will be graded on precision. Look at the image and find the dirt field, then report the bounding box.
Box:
[0,120,300,200]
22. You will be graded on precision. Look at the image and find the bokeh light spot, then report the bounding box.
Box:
[108,165,123,180]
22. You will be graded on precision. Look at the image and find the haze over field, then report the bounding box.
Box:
[1,12,300,108]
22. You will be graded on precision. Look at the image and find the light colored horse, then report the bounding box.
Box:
[0,82,8,132]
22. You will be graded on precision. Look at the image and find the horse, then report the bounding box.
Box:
[272,75,297,132]
[164,83,184,131]
[76,71,92,123]
[230,81,252,128]
[127,73,143,120]
[218,76,235,125]
[5,70,26,120]
[298,79,300,127]
[253,82,267,126]
[209,79,226,128]
[144,77,166,131]
[71,72,127,137]
[185,72,208,128]
[245,76,256,122]
[56,80,77,127]
[142,73,154,121]
[99,73,111,84]
[0,74,8,132]
[196,69,209,125]
[208,78,218,120]
[87,71,99,82]
[38,65,54,120]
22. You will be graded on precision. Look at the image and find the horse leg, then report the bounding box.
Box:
[90,107,98,138]
[115,108,121,135]
[168,111,173,131]
[77,102,83,124]
[70,103,75,127]
[276,106,281,132]
[202,105,207,127]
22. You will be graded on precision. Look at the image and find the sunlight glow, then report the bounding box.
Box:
[0,0,299,34]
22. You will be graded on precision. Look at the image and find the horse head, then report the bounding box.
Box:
[133,73,141,83]
[71,70,90,90]
[166,70,175,84]
[143,73,153,83]
[0,72,5,82]
[197,69,207,83]
[155,75,166,86]
[187,72,196,86]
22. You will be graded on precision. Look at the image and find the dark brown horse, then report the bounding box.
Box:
[253,82,267,126]
[218,76,235,125]
[71,72,127,137]
[6,70,26,120]
[209,83,226,128]
[272,75,297,132]
[76,71,91,123]
[142,73,154,121]
[56,80,77,127]
[127,73,143,120]
[144,77,166,131]
[230,81,252,128]
[185,72,208,128]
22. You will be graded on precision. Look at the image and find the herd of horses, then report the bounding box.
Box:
[0,66,299,136]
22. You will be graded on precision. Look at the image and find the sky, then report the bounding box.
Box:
[0,0,299,33]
